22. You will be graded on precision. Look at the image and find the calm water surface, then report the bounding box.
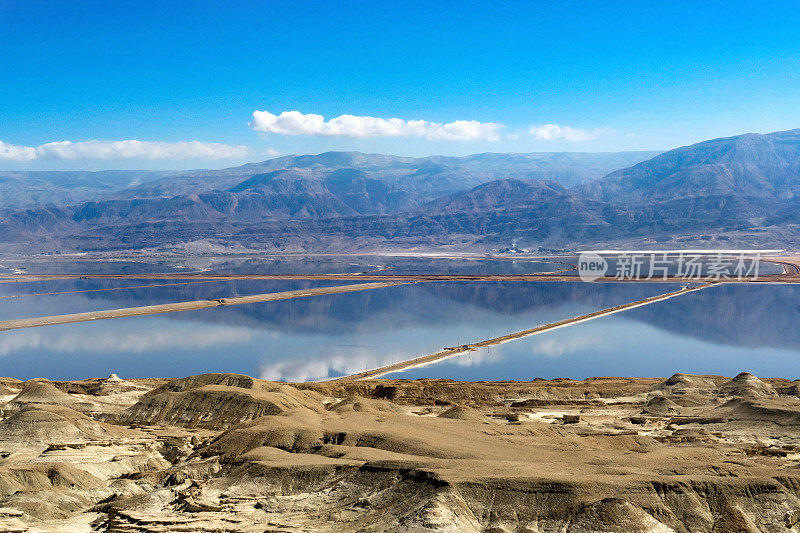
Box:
[1,255,565,276]
[387,283,800,380]
[0,256,795,381]
[0,278,669,380]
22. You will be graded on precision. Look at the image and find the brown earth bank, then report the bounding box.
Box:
[3,373,800,531]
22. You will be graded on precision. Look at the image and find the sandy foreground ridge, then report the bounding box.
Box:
[1,373,800,531]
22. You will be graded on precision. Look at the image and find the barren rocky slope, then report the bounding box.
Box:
[3,372,800,531]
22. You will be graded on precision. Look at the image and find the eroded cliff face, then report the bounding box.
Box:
[3,372,800,532]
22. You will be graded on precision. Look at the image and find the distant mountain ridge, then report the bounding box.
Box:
[0,169,168,211]
[580,129,800,206]
[109,150,660,202]
[2,131,800,252]
[576,129,800,231]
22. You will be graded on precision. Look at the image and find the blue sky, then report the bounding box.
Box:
[2,0,800,169]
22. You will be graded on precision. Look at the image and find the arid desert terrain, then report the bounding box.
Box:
[2,372,800,532]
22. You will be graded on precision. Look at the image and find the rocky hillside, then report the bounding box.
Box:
[423,178,570,213]
[3,372,800,531]
[580,129,800,206]
[577,129,800,229]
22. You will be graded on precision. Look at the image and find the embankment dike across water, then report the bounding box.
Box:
[333,283,715,381]
[0,281,406,332]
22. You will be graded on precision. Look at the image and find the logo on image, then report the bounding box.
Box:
[578,252,609,282]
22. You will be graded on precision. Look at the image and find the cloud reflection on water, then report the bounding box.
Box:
[0,322,255,356]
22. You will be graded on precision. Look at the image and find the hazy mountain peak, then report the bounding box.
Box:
[579,127,800,207]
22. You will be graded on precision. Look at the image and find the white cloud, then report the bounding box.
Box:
[0,139,250,161]
[529,124,611,141]
[250,110,503,141]
[0,140,37,161]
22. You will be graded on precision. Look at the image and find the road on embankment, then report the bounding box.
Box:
[763,256,800,275]
[332,283,715,381]
[0,281,405,332]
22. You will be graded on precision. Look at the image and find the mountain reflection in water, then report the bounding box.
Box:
[0,278,797,381]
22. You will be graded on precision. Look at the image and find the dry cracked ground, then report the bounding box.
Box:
[2,372,800,531]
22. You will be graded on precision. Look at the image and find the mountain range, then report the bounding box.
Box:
[2,130,800,253]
